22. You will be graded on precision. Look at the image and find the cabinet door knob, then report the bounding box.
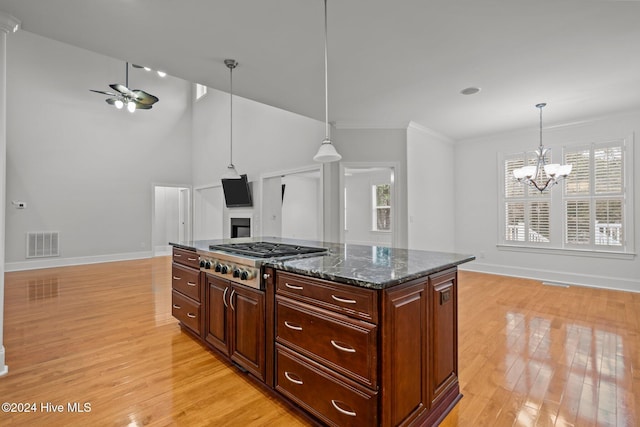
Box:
[263,273,271,280]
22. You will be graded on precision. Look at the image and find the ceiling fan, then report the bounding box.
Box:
[90,62,159,112]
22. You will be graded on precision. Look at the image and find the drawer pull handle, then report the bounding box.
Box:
[331,295,357,304]
[187,281,196,287]
[174,253,182,257]
[186,313,196,319]
[223,287,229,308]
[187,257,197,261]
[284,371,303,385]
[173,304,181,310]
[331,400,356,417]
[284,321,302,331]
[331,340,356,353]
[285,283,304,290]
[173,276,182,281]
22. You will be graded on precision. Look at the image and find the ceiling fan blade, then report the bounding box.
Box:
[90,89,118,96]
[131,64,144,69]
[105,98,122,105]
[131,89,159,105]
[109,83,135,97]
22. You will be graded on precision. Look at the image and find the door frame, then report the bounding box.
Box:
[151,183,192,256]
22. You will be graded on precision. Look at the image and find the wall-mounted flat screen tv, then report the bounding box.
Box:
[222,174,253,208]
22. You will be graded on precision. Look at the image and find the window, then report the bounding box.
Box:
[500,137,633,254]
[503,153,551,244]
[372,184,391,231]
[564,142,624,249]
[195,83,207,100]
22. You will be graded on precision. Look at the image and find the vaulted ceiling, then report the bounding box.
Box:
[1,0,639,140]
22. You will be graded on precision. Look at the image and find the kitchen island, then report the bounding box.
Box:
[170,238,474,427]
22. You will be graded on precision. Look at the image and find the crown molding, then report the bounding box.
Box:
[333,120,410,130]
[0,11,20,34]
[407,121,454,144]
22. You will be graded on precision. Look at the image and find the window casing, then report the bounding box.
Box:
[500,137,634,255]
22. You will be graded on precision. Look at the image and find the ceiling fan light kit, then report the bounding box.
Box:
[90,62,159,112]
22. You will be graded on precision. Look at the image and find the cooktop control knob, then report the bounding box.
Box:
[240,270,250,280]
[199,259,206,268]
[204,260,212,269]
[233,268,241,278]
[221,265,229,274]
[214,262,222,272]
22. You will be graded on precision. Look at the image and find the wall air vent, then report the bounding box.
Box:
[26,231,60,258]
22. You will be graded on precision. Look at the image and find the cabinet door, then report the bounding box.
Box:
[429,269,458,407]
[205,275,229,354]
[229,285,265,381]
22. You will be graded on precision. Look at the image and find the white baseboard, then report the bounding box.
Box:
[460,261,640,293]
[4,251,154,272]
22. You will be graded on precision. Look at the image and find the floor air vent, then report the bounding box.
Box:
[26,232,60,258]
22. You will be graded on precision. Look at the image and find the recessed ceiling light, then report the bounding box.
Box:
[460,87,481,95]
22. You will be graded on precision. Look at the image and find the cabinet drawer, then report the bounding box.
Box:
[172,264,200,301]
[276,345,377,427]
[276,297,377,388]
[276,272,377,323]
[172,247,200,269]
[172,290,200,334]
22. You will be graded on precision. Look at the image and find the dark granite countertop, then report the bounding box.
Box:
[170,237,475,290]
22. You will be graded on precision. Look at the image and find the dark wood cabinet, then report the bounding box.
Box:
[276,269,461,427]
[171,247,203,336]
[205,273,266,382]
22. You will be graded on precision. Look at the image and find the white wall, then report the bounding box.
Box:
[455,109,640,292]
[190,84,325,240]
[4,31,192,269]
[281,173,321,240]
[407,123,456,252]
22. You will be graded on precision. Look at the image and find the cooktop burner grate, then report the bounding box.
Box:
[209,242,327,258]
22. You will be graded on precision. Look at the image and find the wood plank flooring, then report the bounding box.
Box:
[0,259,638,426]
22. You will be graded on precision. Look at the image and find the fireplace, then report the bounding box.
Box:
[230,217,251,238]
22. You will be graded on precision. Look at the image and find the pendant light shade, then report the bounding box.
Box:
[313,0,341,163]
[223,59,242,179]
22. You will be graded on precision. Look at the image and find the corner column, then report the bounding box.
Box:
[0,10,21,377]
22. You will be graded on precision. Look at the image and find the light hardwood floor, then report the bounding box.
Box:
[0,258,638,426]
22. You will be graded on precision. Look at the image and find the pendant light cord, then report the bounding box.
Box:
[324,0,329,141]
[230,63,234,167]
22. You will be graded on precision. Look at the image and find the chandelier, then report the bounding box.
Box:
[513,103,572,192]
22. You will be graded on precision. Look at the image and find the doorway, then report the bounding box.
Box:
[152,185,191,256]
[340,163,397,247]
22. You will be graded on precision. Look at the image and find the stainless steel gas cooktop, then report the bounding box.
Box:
[208,242,328,259]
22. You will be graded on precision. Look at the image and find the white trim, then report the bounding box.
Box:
[4,251,153,272]
[407,121,454,144]
[496,244,635,260]
[460,261,640,294]
[334,120,409,130]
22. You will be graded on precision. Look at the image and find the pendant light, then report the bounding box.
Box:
[313,0,342,163]
[223,59,242,179]
[513,103,572,192]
